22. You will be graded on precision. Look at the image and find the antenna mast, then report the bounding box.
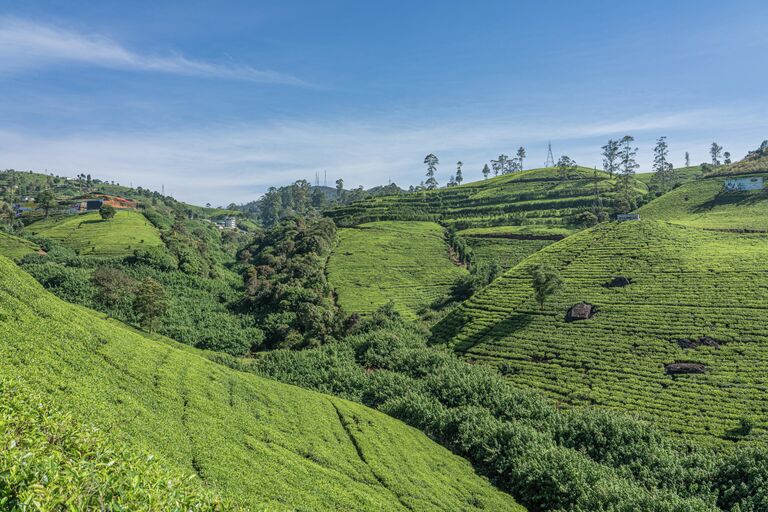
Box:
[545,141,555,167]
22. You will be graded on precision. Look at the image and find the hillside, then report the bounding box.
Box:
[0,231,40,259]
[433,220,768,443]
[638,173,768,231]
[24,210,163,256]
[328,167,634,230]
[327,221,467,318]
[0,255,522,511]
[327,167,644,270]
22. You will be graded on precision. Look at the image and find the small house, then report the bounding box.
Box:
[616,213,641,221]
[224,217,237,229]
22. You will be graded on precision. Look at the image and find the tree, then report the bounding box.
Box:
[723,151,732,165]
[482,164,490,179]
[516,146,526,171]
[447,175,457,187]
[556,155,577,180]
[424,154,439,189]
[134,277,168,334]
[652,136,675,193]
[92,267,136,309]
[615,136,639,213]
[99,204,117,221]
[684,151,691,167]
[455,161,464,185]
[531,264,562,310]
[35,189,56,217]
[601,139,620,177]
[492,154,509,175]
[335,178,345,200]
[710,142,723,166]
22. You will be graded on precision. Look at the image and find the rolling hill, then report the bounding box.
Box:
[327,221,467,318]
[433,220,768,443]
[638,172,768,231]
[0,254,522,511]
[0,231,40,260]
[327,167,646,273]
[24,210,163,256]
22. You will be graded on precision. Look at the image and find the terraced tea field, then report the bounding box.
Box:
[327,221,467,318]
[638,173,768,231]
[433,221,768,443]
[25,210,163,256]
[328,167,642,233]
[0,254,522,511]
[456,226,566,270]
[0,231,40,259]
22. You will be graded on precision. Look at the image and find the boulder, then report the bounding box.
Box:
[665,362,708,375]
[566,303,595,322]
[676,337,722,350]
[604,276,632,288]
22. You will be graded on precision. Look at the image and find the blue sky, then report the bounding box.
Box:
[1,0,767,204]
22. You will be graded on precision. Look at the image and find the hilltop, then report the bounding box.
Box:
[0,254,522,510]
[25,210,164,257]
[638,172,768,231]
[433,220,768,443]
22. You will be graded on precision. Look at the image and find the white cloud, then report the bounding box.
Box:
[0,107,763,206]
[0,17,303,85]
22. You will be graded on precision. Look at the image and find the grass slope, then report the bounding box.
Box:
[327,221,467,318]
[638,174,768,231]
[0,231,40,260]
[433,221,768,443]
[0,379,223,509]
[25,210,163,256]
[0,255,521,511]
[328,167,637,232]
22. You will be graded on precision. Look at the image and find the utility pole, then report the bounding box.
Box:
[545,141,555,167]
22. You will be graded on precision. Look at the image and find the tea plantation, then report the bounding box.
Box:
[328,167,640,232]
[638,173,768,231]
[0,254,522,511]
[327,221,467,318]
[24,210,164,256]
[455,226,567,270]
[0,231,40,260]
[433,220,768,443]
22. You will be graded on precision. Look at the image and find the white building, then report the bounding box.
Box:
[724,176,764,191]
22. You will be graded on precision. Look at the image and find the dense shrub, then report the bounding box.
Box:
[235,310,767,512]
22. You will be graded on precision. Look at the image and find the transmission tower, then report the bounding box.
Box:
[545,141,555,167]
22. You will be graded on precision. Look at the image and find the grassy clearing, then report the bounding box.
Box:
[433,220,768,444]
[638,174,768,231]
[0,255,521,511]
[327,221,467,319]
[0,231,40,260]
[25,210,163,256]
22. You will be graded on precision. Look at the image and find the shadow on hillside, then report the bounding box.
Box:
[438,312,535,353]
[693,190,767,212]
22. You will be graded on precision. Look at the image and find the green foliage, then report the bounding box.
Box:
[530,264,562,309]
[0,231,40,260]
[639,175,768,231]
[0,379,224,510]
[25,210,163,257]
[244,314,768,512]
[328,167,641,232]
[0,254,522,511]
[98,203,117,220]
[433,221,768,443]
[134,276,168,333]
[240,215,343,348]
[327,221,467,319]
